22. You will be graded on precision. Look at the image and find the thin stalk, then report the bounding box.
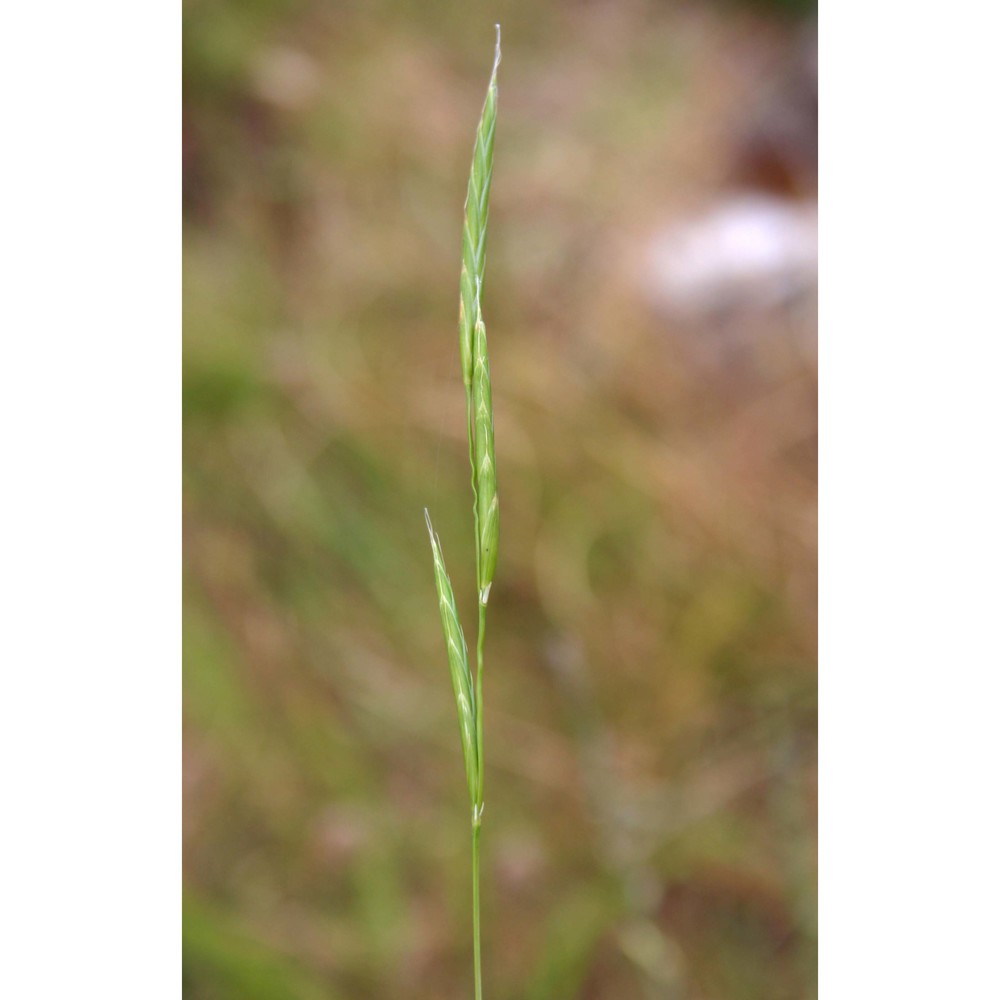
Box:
[472,817,483,1000]
[476,601,486,802]
[473,602,486,999]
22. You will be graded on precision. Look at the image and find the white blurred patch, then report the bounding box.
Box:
[644,194,817,323]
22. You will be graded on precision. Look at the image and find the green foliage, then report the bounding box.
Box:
[524,888,618,1000]
[183,895,335,1000]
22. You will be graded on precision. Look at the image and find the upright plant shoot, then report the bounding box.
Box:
[424,25,501,1000]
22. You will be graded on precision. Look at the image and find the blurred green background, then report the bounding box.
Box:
[183,1,816,997]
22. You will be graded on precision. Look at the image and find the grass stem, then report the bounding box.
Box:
[472,816,483,1000]
[473,599,486,999]
[476,601,486,807]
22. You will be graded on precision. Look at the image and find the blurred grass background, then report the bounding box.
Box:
[183,0,816,997]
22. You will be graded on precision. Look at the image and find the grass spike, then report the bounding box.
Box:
[426,28,500,1000]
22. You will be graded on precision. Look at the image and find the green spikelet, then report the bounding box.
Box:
[424,509,479,807]
[473,295,498,601]
[458,27,501,392]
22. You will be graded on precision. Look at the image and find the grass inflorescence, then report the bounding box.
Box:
[424,24,501,1000]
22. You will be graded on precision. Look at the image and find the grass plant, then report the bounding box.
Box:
[424,25,501,1000]
[185,6,817,996]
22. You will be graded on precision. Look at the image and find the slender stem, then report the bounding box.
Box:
[476,601,486,798]
[472,600,487,999]
[472,817,483,1000]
